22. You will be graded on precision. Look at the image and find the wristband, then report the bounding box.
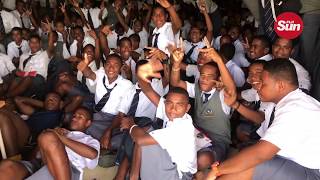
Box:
[129,124,138,134]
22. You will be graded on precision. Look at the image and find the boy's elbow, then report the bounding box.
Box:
[87,149,98,160]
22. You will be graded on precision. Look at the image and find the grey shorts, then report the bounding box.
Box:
[199,141,229,162]
[24,163,80,180]
[253,156,320,180]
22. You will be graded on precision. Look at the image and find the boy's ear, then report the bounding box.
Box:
[264,47,270,54]
[186,104,191,112]
[290,48,295,56]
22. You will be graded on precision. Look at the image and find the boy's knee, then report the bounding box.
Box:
[0,160,16,170]
[38,131,60,148]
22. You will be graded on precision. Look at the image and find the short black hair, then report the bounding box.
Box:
[253,35,270,49]
[264,59,298,87]
[168,87,189,101]
[250,59,267,67]
[202,61,220,77]
[129,33,140,43]
[105,53,123,65]
[220,43,235,61]
[119,37,132,47]
[47,92,61,100]
[29,34,41,42]
[84,43,95,51]
[72,25,84,33]
[11,27,22,35]
[274,37,293,48]
[75,106,93,120]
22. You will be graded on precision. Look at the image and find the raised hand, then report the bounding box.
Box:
[172,47,184,64]
[60,2,66,13]
[242,37,250,53]
[156,0,171,8]
[137,60,163,82]
[70,0,79,8]
[100,1,105,10]
[41,19,52,32]
[77,53,90,72]
[23,8,32,17]
[223,86,237,107]
[100,24,113,35]
[198,47,222,63]
[198,0,207,14]
[145,47,168,62]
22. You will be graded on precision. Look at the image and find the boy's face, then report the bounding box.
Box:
[44,93,61,111]
[55,22,65,33]
[83,46,95,62]
[16,2,24,14]
[104,58,122,81]
[29,37,41,53]
[133,20,143,33]
[189,27,202,43]
[249,39,268,60]
[257,71,278,102]
[248,63,263,90]
[228,27,240,41]
[22,30,30,40]
[152,8,167,29]
[74,29,84,43]
[199,65,219,92]
[272,38,292,59]
[130,38,139,50]
[197,52,210,67]
[120,40,132,60]
[12,30,22,44]
[84,0,93,9]
[220,36,232,47]
[70,109,91,132]
[165,93,190,121]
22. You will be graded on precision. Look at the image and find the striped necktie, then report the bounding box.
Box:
[94,77,117,112]
[202,93,211,104]
[153,33,160,48]
[185,44,197,64]
[263,0,277,42]
[87,9,94,29]
[127,89,142,116]
[23,54,35,69]
[0,13,5,34]
[18,46,23,56]
[268,107,276,128]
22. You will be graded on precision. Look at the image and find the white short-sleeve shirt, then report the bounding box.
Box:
[0,10,21,34]
[0,53,15,84]
[261,89,320,169]
[7,40,30,60]
[19,50,50,79]
[289,58,311,91]
[65,131,100,179]
[152,22,175,55]
[88,69,133,114]
[118,79,165,119]
[184,40,206,63]
[81,8,107,29]
[226,60,245,87]
[151,97,197,177]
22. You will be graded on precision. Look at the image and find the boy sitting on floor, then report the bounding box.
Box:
[0,106,100,180]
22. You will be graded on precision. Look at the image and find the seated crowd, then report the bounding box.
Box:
[0,0,319,180]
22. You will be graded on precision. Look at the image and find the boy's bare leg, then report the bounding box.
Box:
[114,156,130,180]
[0,110,30,157]
[38,131,71,180]
[130,144,141,180]
[0,160,30,180]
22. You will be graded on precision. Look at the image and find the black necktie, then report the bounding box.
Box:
[117,34,120,46]
[23,54,34,69]
[76,44,82,58]
[153,33,160,48]
[94,77,117,112]
[127,89,142,116]
[263,0,277,42]
[0,13,5,34]
[18,46,23,56]
[268,107,276,128]
[20,16,25,28]
[185,44,197,63]
[81,75,86,84]
[202,93,211,104]
[87,9,94,29]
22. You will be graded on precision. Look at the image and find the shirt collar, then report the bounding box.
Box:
[104,74,121,88]
[276,88,300,110]
[259,54,273,61]
[153,22,170,34]
[201,88,216,96]
[29,50,42,56]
